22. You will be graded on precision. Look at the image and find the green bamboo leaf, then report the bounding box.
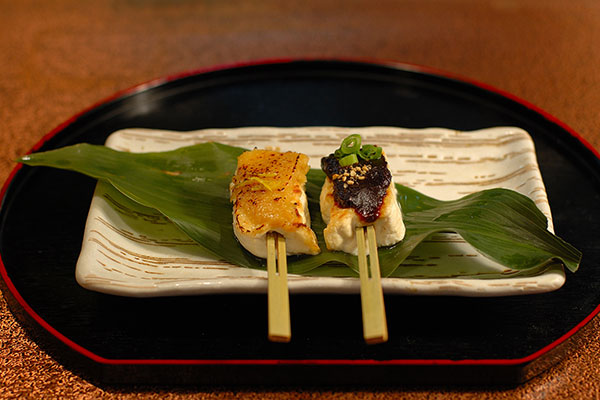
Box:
[19,142,581,278]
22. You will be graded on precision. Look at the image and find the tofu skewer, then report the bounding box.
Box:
[320,134,405,344]
[231,148,320,342]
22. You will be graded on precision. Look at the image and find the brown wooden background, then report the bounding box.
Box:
[1,1,599,398]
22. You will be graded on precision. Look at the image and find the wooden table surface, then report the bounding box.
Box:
[1,1,599,398]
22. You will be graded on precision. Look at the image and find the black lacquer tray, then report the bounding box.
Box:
[1,59,599,386]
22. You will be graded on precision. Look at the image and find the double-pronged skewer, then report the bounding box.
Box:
[356,225,388,344]
[266,232,291,342]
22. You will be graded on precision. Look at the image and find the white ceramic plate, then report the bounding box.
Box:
[75,127,565,297]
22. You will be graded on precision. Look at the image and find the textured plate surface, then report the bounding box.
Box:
[76,126,565,297]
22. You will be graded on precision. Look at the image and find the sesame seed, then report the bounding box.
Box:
[347,180,354,185]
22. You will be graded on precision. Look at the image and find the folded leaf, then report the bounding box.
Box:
[19,142,581,277]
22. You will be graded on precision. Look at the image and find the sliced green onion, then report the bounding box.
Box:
[334,148,344,159]
[340,134,362,154]
[339,153,358,166]
[358,144,382,160]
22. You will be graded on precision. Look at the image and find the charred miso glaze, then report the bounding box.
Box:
[321,154,391,223]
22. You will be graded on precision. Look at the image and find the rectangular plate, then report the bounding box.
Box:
[75,127,565,297]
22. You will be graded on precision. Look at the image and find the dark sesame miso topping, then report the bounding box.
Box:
[321,154,391,223]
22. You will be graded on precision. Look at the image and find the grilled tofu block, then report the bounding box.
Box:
[320,154,405,255]
[230,149,320,258]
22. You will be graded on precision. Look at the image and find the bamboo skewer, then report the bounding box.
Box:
[356,225,388,344]
[266,232,291,342]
